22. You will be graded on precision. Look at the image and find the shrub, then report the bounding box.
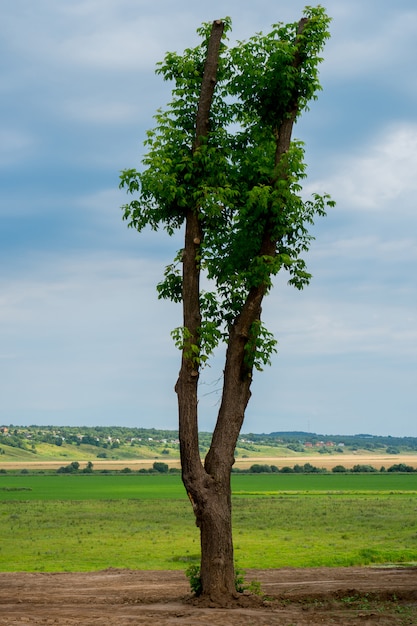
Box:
[250,464,271,473]
[57,461,80,474]
[332,465,347,473]
[387,463,415,473]
[185,564,251,596]
[153,462,169,473]
[351,464,377,473]
[386,447,400,454]
[185,564,202,596]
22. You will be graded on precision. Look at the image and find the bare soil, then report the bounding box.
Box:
[1,567,416,625]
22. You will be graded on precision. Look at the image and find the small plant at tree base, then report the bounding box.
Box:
[186,564,255,596]
[185,564,203,596]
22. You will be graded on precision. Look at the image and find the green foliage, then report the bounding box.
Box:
[185,564,203,596]
[352,464,377,473]
[57,461,80,474]
[153,461,169,473]
[185,563,249,596]
[120,7,334,369]
[332,465,347,473]
[387,463,415,473]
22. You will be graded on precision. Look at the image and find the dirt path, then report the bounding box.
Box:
[0,567,416,625]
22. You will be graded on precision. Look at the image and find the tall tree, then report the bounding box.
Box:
[120,6,333,606]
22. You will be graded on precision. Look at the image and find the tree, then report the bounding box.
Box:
[153,461,169,473]
[120,7,333,605]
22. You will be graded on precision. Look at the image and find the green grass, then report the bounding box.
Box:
[0,474,186,501]
[232,472,417,494]
[0,472,416,501]
[1,473,416,572]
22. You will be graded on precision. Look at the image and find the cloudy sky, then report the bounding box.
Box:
[1,0,416,437]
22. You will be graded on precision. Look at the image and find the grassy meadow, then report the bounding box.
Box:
[1,472,417,572]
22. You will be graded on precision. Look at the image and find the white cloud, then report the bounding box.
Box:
[262,258,417,361]
[314,235,417,264]
[322,5,417,81]
[0,252,180,413]
[3,1,196,74]
[309,122,417,212]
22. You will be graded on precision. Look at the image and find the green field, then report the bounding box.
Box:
[1,473,416,572]
[1,472,416,500]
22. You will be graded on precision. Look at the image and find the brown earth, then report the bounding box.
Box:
[1,567,416,625]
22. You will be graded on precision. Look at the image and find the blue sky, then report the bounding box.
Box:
[1,0,416,437]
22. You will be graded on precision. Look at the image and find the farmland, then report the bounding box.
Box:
[1,426,417,472]
[1,472,416,572]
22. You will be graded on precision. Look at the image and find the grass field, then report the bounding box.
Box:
[1,473,416,572]
[1,472,417,500]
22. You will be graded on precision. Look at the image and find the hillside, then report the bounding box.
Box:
[1,425,416,465]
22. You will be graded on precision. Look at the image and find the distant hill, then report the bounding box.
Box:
[0,425,416,464]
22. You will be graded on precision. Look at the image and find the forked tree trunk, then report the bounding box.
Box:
[176,17,308,606]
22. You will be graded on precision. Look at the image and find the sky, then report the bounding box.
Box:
[1,0,416,437]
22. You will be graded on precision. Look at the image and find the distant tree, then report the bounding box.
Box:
[57,461,80,474]
[386,447,400,455]
[332,465,347,473]
[82,461,94,473]
[351,464,377,473]
[387,463,415,473]
[250,464,272,473]
[120,7,332,604]
[153,462,169,473]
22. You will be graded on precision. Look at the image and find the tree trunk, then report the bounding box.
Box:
[177,17,309,606]
[198,479,237,603]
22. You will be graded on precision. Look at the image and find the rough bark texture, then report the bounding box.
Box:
[176,18,309,606]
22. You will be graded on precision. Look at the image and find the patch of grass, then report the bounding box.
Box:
[1,474,417,572]
[1,493,417,571]
[0,499,199,571]
[1,472,416,502]
[0,474,186,501]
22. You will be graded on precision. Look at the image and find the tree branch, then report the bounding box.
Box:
[205,18,310,478]
[176,20,225,487]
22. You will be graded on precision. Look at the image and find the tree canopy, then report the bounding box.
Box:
[120,6,334,373]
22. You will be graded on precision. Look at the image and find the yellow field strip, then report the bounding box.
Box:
[1,454,417,471]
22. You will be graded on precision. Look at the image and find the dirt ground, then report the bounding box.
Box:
[0,567,416,625]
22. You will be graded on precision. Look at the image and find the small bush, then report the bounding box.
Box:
[185,564,255,596]
[153,461,169,473]
[185,564,202,596]
[387,463,415,473]
[250,464,271,473]
[332,465,347,473]
[351,464,377,473]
